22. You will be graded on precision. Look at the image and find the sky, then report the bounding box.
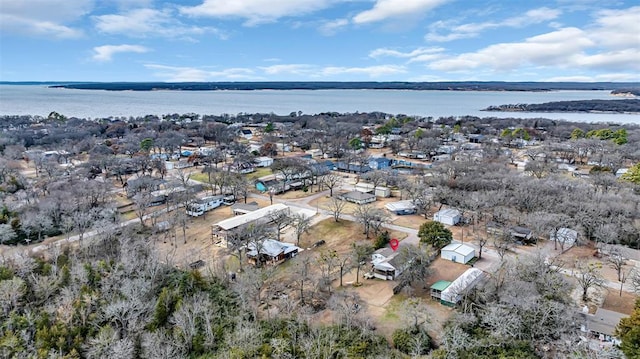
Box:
[0,0,639,82]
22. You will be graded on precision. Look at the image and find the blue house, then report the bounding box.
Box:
[369,157,392,170]
[335,162,371,174]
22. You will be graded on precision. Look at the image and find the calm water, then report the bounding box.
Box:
[0,85,638,124]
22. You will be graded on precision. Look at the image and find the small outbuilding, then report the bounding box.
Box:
[254,156,274,168]
[433,208,462,226]
[385,200,417,215]
[441,242,476,264]
[337,191,376,205]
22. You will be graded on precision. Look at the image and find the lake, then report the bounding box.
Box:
[0,85,638,124]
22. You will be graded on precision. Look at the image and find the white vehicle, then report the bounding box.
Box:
[186,195,224,217]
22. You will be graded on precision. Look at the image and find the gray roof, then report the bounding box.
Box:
[339,190,376,201]
[587,308,628,336]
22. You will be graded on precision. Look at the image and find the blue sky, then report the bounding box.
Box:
[1,0,638,82]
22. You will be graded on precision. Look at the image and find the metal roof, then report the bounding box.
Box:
[214,203,288,231]
[442,242,475,257]
[430,280,452,291]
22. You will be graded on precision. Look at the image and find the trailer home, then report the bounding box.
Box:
[186,195,225,217]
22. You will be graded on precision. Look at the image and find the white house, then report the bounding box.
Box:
[441,242,476,264]
[254,156,274,168]
[433,208,462,226]
[370,248,404,280]
[440,268,484,306]
[186,195,224,217]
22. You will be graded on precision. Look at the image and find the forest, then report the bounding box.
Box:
[43,81,639,92]
[1,109,640,358]
[483,99,640,114]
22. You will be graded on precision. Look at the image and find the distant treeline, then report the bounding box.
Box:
[43,81,640,92]
[483,99,640,114]
[612,88,640,96]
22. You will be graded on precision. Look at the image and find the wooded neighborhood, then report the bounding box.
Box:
[1,109,639,358]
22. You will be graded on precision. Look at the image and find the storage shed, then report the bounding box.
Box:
[385,201,417,215]
[337,191,376,205]
[441,242,476,264]
[433,208,462,226]
[254,156,274,168]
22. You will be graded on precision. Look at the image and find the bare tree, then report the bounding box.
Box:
[292,213,311,246]
[317,250,340,294]
[295,256,314,305]
[493,233,512,262]
[476,234,488,260]
[353,204,389,239]
[351,243,373,285]
[227,224,269,272]
[607,246,627,282]
[630,266,640,294]
[321,173,342,197]
[327,197,346,222]
[575,262,605,302]
[268,210,292,241]
[400,297,430,331]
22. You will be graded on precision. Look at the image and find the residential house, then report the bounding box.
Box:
[186,195,224,217]
[440,268,485,306]
[369,157,393,170]
[370,248,405,280]
[335,162,371,174]
[581,308,628,345]
[441,242,476,264]
[247,239,300,265]
[212,203,289,245]
[240,129,253,140]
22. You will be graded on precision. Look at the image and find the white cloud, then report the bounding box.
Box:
[319,65,407,77]
[369,47,445,64]
[426,5,640,77]
[180,0,338,26]
[145,64,258,81]
[429,27,594,71]
[1,0,92,38]
[93,8,225,39]
[319,18,349,35]
[92,44,149,62]
[259,63,407,78]
[260,64,315,75]
[353,0,449,24]
[426,7,561,42]
[588,6,640,50]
